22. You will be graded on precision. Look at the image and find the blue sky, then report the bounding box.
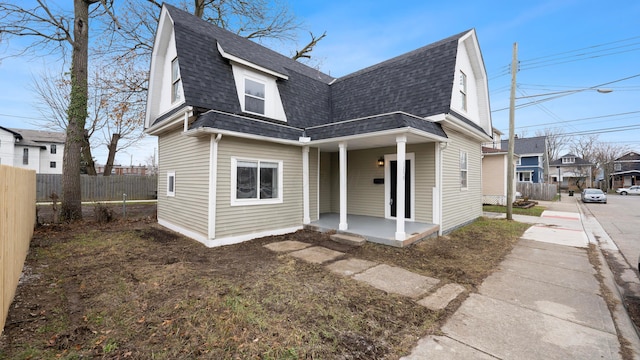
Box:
[1,0,639,165]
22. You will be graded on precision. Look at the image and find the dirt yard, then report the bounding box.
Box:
[2,204,532,359]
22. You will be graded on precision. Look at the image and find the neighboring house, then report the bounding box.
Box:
[0,126,65,174]
[481,146,518,205]
[501,136,548,183]
[610,151,640,188]
[549,153,593,191]
[144,5,493,247]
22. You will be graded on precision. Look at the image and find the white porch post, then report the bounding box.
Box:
[395,136,406,240]
[302,146,310,224]
[339,142,348,230]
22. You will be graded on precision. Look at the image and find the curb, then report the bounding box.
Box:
[576,201,640,359]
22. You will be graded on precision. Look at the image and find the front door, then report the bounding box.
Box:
[390,159,411,219]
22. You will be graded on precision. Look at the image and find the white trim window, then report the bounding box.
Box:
[167,171,176,197]
[171,58,182,103]
[614,163,622,171]
[244,78,265,115]
[459,71,467,111]
[50,144,57,154]
[562,156,575,164]
[232,158,282,205]
[517,171,532,182]
[460,150,468,189]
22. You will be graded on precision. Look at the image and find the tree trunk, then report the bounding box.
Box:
[103,133,121,176]
[60,0,90,220]
[82,129,97,175]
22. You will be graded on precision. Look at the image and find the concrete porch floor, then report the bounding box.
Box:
[305,213,439,247]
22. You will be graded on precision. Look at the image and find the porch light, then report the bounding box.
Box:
[377,157,385,167]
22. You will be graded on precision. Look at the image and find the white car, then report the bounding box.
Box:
[616,186,640,195]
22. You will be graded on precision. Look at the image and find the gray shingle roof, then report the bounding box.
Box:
[6,127,65,147]
[189,111,303,141]
[501,136,547,155]
[331,31,466,122]
[305,113,447,140]
[161,5,472,142]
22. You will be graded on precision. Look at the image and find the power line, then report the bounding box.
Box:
[515,110,640,130]
[491,73,640,112]
[0,113,42,121]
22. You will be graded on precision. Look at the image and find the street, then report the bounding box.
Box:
[580,193,640,271]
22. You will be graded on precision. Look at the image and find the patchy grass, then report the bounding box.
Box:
[1,212,529,359]
[483,204,546,217]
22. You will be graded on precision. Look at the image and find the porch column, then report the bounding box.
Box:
[339,142,348,230]
[395,136,406,240]
[302,146,311,224]
[302,146,310,224]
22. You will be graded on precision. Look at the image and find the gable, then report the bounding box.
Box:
[451,31,491,136]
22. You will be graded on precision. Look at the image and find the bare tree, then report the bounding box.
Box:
[536,127,564,162]
[0,0,120,220]
[31,70,110,175]
[593,142,628,191]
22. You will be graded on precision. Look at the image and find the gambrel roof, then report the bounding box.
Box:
[150,5,492,142]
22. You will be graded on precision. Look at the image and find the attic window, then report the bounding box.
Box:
[244,78,265,114]
[562,157,575,164]
[614,163,621,171]
[171,58,182,103]
[459,71,467,111]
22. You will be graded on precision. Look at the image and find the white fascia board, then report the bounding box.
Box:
[145,6,173,129]
[308,127,448,147]
[183,126,302,146]
[145,106,193,135]
[217,42,289,80]
[443,113,492,142]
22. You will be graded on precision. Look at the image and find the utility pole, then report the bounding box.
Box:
[506,42,518,220]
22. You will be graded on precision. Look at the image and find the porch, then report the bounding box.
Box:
[305,213,439,248]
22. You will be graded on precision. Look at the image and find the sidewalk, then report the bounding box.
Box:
[402,195,640,359]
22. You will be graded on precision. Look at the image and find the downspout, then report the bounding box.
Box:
[208,133,223,240]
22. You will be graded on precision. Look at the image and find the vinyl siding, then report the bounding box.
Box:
[482,154,506,196]
[321,144,435,223]
[441,126,483,232]
[158,129,211,237]
[319,152,332,214]
[215,137,303,239]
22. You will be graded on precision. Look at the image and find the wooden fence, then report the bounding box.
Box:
[1,165,36,335]
[516,182,557,201]
[36,174,158,202]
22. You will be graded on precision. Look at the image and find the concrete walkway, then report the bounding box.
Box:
[265,195,640,359]
[403,195,640,360]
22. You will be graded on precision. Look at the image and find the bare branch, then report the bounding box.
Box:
[292,31,326,61]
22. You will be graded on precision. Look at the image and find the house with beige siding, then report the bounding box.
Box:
[145,4,493,247]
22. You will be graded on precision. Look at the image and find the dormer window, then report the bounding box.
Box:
[171,57,182,103]
[244,78,265,115]
[614,163,622,171]
[562,157,575,164]
[459,71,467,111]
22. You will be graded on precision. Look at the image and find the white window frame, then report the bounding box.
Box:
[614,163,621,171]
[50,144,57,154]
[23,148,28,165]
[243,77,266,115]
[171,58,182,103]
[517,171,533,182]
[167,171,176,197]
[562,157,575,164]
[516,157,521,165]
[459,71,467,112]
[231,157,283,206]
[460,150,468,190]
[50,161,56,168]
